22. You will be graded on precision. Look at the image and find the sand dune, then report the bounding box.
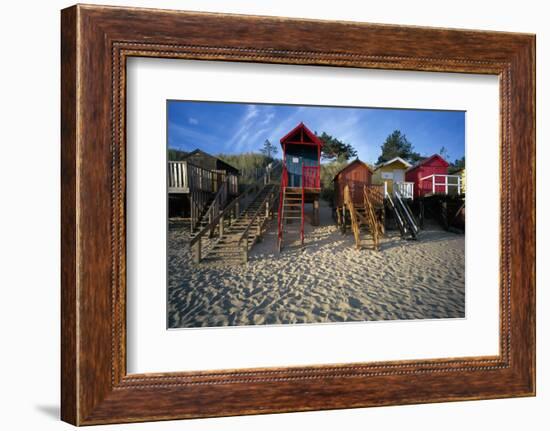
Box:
[168,204,465,328]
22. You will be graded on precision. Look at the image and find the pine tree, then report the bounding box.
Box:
[260,139,278,160]
[376,130,422,164]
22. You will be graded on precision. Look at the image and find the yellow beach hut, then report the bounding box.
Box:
[450,167,466,195]
[372,157,414,198]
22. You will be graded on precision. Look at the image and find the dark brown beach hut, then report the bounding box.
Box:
[333,158,373,207]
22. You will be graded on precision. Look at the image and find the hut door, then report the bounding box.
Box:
[288,156,302,187]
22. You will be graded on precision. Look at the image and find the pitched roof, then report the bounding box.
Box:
[407,154,449,171]
[182,149,239,173]
[332,158,373,181]
[280,122,323,147]
[374,156,412,170]
[181,149,211,160]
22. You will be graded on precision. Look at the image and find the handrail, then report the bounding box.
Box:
[419,173,461,181]
[363,185,381,249]
[365,184,385,207]
[394,188,419,237]
[302,165,320,188]
[419,174,462,195]
[189,182,259,247]
[240,159,282,187]
[265,160,282,184]
[277,165,288,249]
[344,185,361,248]
[196,181,228,232]
[238,185,277,247]
[386,193,407,237]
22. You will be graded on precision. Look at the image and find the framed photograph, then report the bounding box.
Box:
[61,4,535,425]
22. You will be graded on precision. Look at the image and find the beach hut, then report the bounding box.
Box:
[167,149,240,229]
[372,157,414,198]
[405,154,462,198]
[277,122,323,250]
[180,149,240,194]
[280,122,322,189]
[333,158,374,208]
[332,158,385,249]
[450,167,466,195]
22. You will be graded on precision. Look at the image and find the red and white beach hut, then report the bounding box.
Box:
[405,154,461,198]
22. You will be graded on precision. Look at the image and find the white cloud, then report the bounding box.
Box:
[243,105,259,122]
[259,112,275,126]
[188,117,199,125]
[227,105,271,152]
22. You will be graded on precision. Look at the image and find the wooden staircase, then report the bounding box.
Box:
[191,195,215,234]
[191,181,228,239]
[203,183,278,263]
[342,184,384,250]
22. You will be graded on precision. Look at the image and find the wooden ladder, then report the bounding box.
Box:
[278,187,304,252]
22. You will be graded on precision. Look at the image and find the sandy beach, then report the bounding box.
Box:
[168,202,465,328]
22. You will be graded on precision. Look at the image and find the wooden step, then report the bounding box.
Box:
[211,246,243,251]
[212,243,256,251]
[228,223,260,229]
[212,242,253,250]
[205,252,242,257]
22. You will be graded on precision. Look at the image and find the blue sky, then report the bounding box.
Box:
[167,101,465,164]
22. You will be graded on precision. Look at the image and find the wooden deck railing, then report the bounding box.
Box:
[382,181,414,199]
[238,185,278,263]
[419,174,462,196]
[188,163,216,192]
[168,161,239,195]
[394,182,415,199]
[302,165,320,188]
[168,161,189,193]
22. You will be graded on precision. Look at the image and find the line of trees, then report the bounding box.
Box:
[169,126,464,192]
[167,148,188,161]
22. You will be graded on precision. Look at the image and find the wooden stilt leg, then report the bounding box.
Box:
[192,239,201,264]
[312,198,320,226]
[241,241,248,264]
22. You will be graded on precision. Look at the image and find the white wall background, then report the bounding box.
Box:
[0,1,546,430]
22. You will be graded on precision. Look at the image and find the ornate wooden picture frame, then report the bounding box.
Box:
[61,4,535,425]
